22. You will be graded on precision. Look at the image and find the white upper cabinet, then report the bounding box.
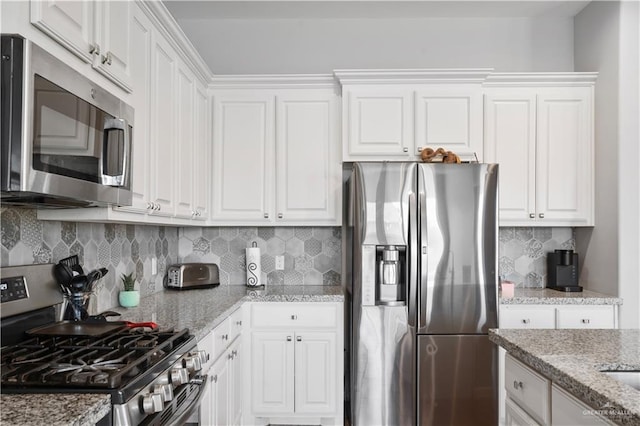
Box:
[484,74,596,226]
[31,0,132,91]
[175,65,196,219]
[276,92,340,224]
[336,69,491,162]
[211,80,341,226]
[193,83,210,220]
[211,93,275,223]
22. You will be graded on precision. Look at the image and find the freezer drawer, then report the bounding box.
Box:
[417,334,498,426]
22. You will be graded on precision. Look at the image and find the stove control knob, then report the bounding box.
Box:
[184,355,202,373]
[140,393,163,414]
[193,350,209,365]
[152,383,174,402]
[170,367,189,387]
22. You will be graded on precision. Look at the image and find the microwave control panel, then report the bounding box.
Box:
[0,276,29,303]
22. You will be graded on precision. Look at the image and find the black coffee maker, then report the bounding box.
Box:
[546,249,582,292]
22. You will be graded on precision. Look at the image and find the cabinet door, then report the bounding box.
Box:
[175,64,196,219]
[536,88,593,225]
[30,0,94,63]
[114,5,152,214]
[275,92,340,224]
[192,83,210,220]
[149,35,176,216]
[415,86,483,160]
[93,0,132,92]
[251,331,294,414]
[211,352,231,426]
[505,397,541,426]
[294,332,336,414]
[484,92,537,224]
[229,338,243,426]
[211,93,274,222]
[200,378,214,426]
[555,306,616,329]
[504,354,551,425]
[343,87,413,160]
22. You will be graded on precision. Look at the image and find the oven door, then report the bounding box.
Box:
[166,375,209,426]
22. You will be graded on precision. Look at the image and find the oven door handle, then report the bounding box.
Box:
[100,117,130,187]
[165,375,208,426]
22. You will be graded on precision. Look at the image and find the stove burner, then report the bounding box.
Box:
[1,327,190,390]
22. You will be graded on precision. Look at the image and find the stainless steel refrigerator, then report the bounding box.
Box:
[344,162,499,426]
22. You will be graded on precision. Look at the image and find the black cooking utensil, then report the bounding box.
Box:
[53,263,74,286]
[59,254,84,275]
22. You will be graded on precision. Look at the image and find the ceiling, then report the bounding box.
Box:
[164,1,591,20]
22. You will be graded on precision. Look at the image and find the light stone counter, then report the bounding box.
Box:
[0,394,111,426]
[111,285,344,341]
[490,328,640,425]
[500,288,623,305]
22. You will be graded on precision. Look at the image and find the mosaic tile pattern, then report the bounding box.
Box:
[499,227,575,287]
[0,207,178,313]
[179,227,342,286]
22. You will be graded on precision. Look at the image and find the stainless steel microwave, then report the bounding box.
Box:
[1,35,133,207]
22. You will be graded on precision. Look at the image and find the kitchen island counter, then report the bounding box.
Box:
[490,328,640,425]
[111,285,344,340]
[0,393,111,426]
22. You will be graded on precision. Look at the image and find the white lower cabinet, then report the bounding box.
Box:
[246,302,343,425]
[199,308,243,426]
[505,396,540,426]
[498,303,618,425]
[551,384,613,425]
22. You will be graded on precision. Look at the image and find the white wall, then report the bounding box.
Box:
[178,17,574,74]
[574,1,640,328]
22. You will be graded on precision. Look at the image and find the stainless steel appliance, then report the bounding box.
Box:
[344,162,499,425]
[164,263,220,290]
[1,35,133,207]
[1,264,208,426]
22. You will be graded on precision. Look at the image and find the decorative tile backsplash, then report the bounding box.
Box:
[179,227,342,286]
[0,208,178,313]
[0,205,573,311]
[498,227,575,287]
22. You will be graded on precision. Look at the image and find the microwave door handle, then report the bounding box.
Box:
[101,118,130,187]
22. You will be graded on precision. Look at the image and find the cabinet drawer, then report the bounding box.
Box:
[250,303,337,329]
[556,306,615,329]
[229,307,244,341]
[211,317,231,362]
[552,384,613,425]
[505,354,550,425]
[500,306,556,329]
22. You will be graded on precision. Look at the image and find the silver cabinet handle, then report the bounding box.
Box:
[529,213,535,219]
[222,334,228,341]
[213,375,218,383]
[291,315,297,320]
[521,319,530,324]
[89,43,100,55]
[581,319,590,324]
[539,213,545,218]
[403,147,409,153]
[278,213,283,219]
[232,350,237,356]
[264,213,269,219]
[147,202,153,210]
[236,320,242,326]
[101,51,112,65]
[286,336,292,342]
[513,380,524,390]
[296,336,302,342]
[228,353,233,360]
[416,146,422,153]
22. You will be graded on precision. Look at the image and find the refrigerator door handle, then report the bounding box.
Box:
[408,193,418,328]
[418,190,428,330]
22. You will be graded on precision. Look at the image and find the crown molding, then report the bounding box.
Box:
[138,0,214,84]
[209,74,338,90]
[334,68,494,85]
[484,72,599,87]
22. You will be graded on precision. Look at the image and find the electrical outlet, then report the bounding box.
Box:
[151,257,158,275]
[275,255,285,270]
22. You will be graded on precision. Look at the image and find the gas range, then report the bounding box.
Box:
[1,264,209,426]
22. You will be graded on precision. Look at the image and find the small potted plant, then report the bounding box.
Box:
[119,272,140,308]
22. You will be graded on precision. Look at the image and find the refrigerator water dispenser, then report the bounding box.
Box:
[376,245,406,305]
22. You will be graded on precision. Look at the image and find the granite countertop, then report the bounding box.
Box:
[0,394,111,426]
[490,328,640,425]
[111,285,344,341]
[500,288,623,305]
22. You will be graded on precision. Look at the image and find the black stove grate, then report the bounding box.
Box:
[1,328,191,389]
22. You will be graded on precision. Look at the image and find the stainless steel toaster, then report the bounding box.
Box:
[164,263,220,290]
